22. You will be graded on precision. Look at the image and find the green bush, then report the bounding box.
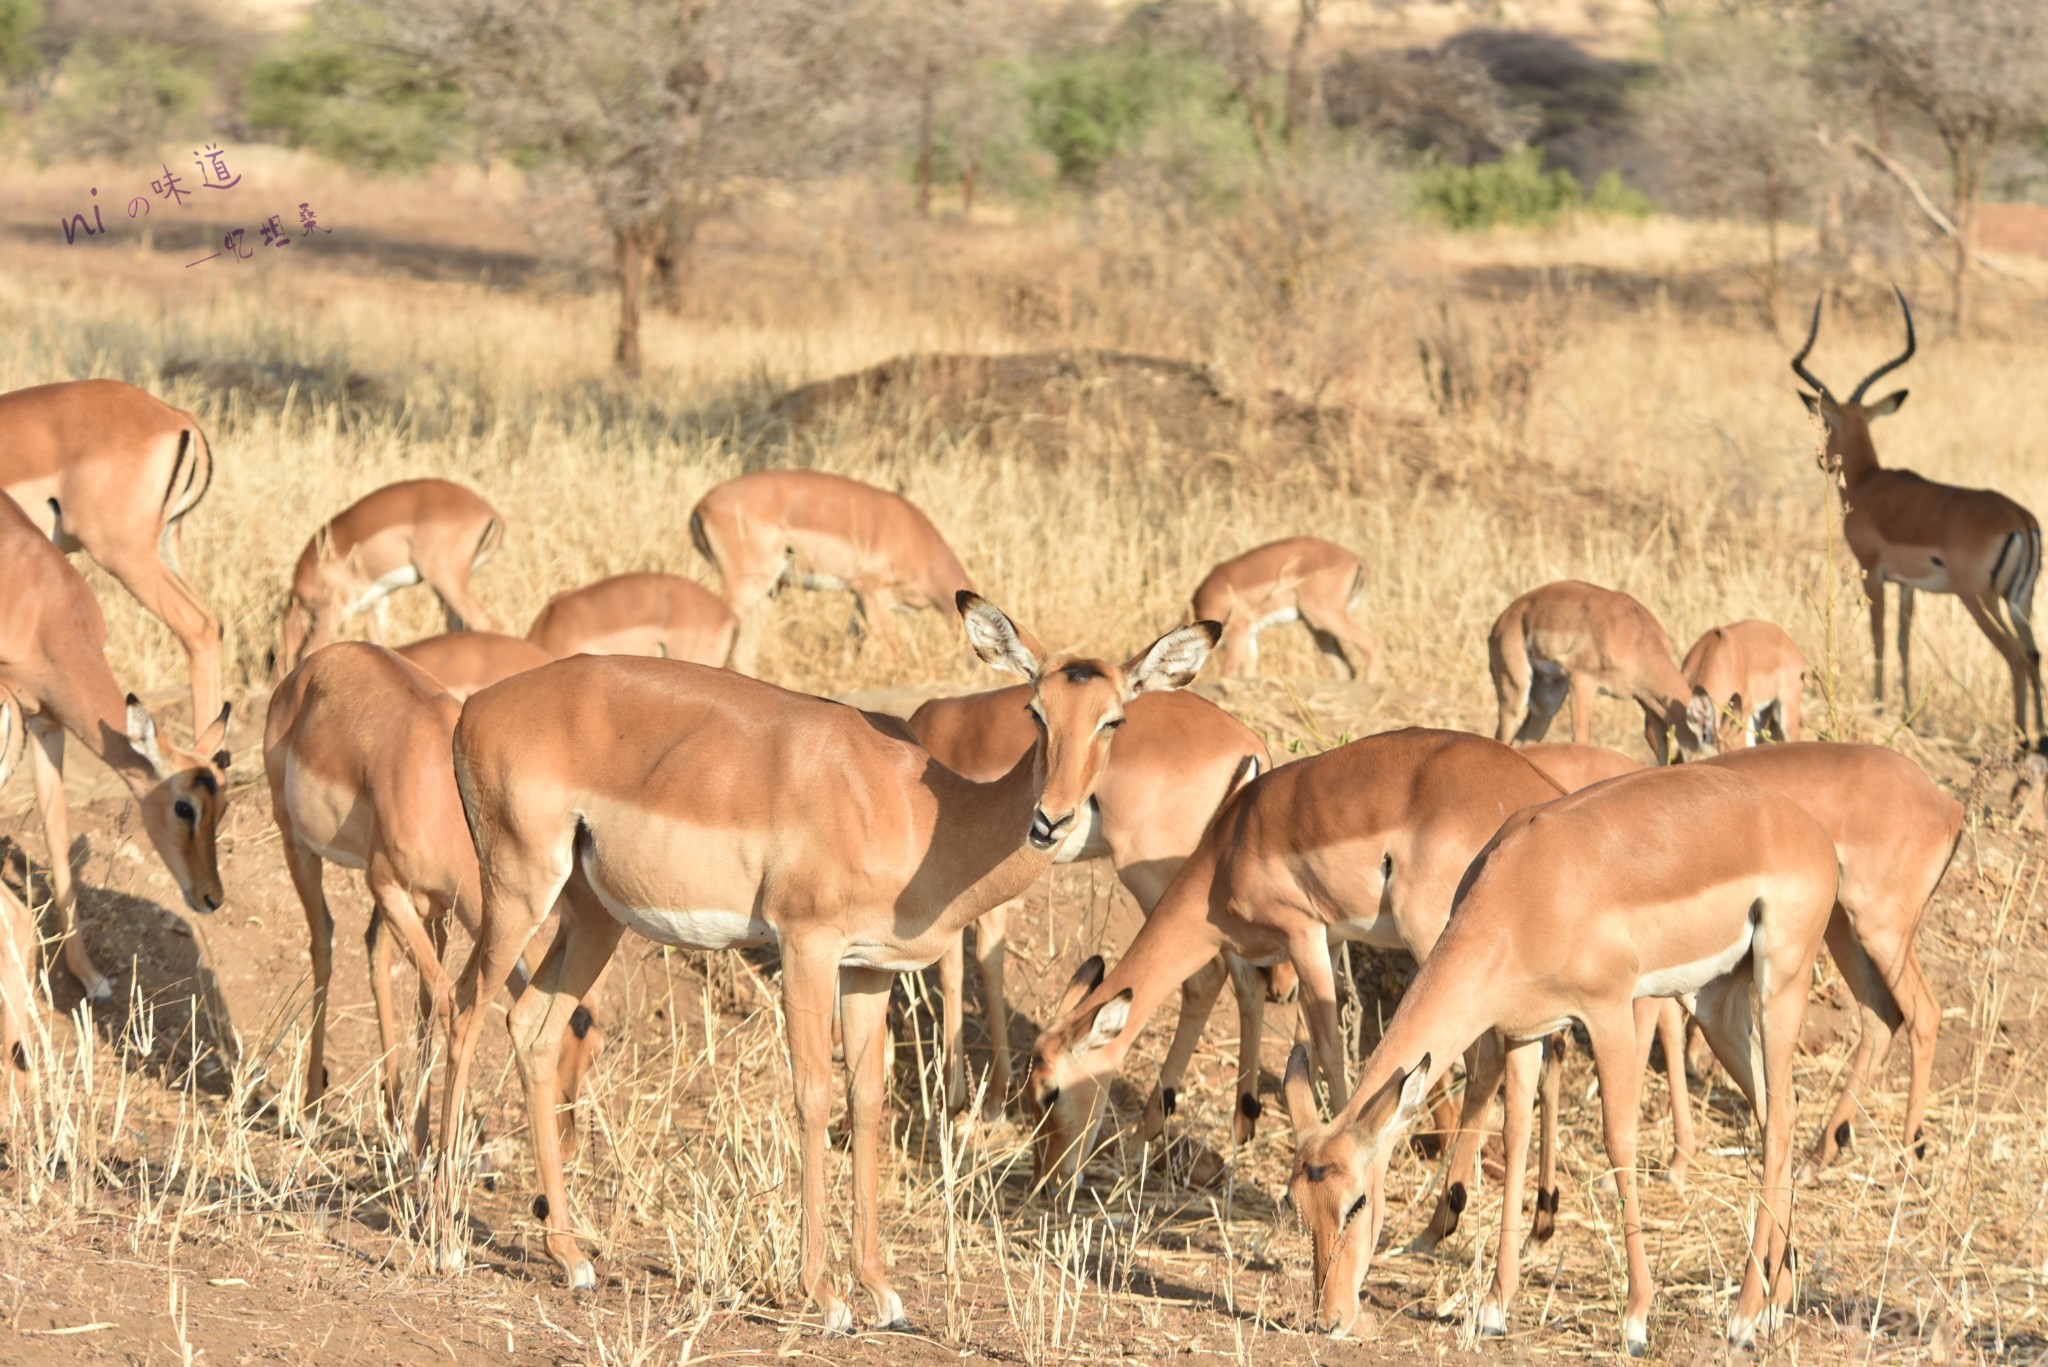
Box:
[41,37,206,161]
[1022,45,1240,186]
[1413,146,1651,229]
[245,2,468,173]
[0,0,41,84]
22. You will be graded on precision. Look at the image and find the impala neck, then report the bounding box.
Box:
[1631,656,1693,726]
[1338,935,1507,1128]
[1829,418,1882,496]
[922,743,1058,938]
[40,664,162,794]
[1079,852,1229,1070]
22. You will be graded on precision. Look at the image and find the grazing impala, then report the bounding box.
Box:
[1793,288,2043,741]
[1681,620,1807,749]
[906,684,1270,1132]
[1021,730,1566,1220]
[1282,764,1840,1353]
[689,469,973,676]
[0,379,224,734]
[434,594,1215,1330]
[1490,580,1709,763]
[527,572,737,667]
[1192,537,1383,682]
[0,493,229,1002]
[264,643,598,1153]
[277,479,504,676]
[395,631,552,702]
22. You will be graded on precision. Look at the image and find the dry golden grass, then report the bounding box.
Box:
[0,155,2045,1362]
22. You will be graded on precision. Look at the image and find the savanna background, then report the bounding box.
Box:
[0,0,2046,1361]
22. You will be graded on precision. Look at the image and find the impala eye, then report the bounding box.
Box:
[1040,1086,1060,1109]
[173,799,197,824]
[1343,1195,1369,1226]
[1027,708,1047,730]
[1102,716,1125,731]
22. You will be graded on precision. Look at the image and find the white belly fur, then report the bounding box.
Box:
[341,564,424,620]
[1331,910,1405,951]
[1635,922,1753,999]
[584,863,778,951]
[1256,606,1302,631]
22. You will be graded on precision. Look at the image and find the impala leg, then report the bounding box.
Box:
[1866,576,1888,705]
[1896,947,1940,1163]
[719,568,783,679]
[364,904,406,1138]
[96,535,225,737]
[1517,672,1568,745]
[1490,633,1530,742]
[436,881,552,1272]
[417,907,451,1159]
[2008,602,2044,741]
[1588,1009,1653,1357]
[367,872,455,1158]
[938,931,968,1116]
[1139,954,1229,1144]
[1896,584,1916,712]
[1300,605,1383,685]
[974,900,1010,1118]
[1632,999,1693,1188]
[25,719,110,1003]
[1526,1032,1563,1250]
[850,586,901,660]
[1227,954,1266,1145]
[1730,976,1804,1347]
[840,964,908,1330]
[1568,674,1598,747]
[0,884,38,1108]
[1656,999,1695,1185]
[1291,930,1349,1114]
[1411,1033,1504,1255]
[1961,593,2034,746]
[505,879,623,1290]
[275,832,333,1108]
[1478,1037,1542,1337]
[784,937,854,1332]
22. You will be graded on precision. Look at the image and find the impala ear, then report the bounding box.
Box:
[196,702,231,760]
[1686,687,1716,747]
[1865,389,1907,419]
[1072,989,1132,1056]
[1052,955,1105,1020]
[125,695,168,780]
[1124,621,1219,697]
[959,593,1043,680]
[1283,1044,1320,1137]
[1351,1053,1433,1146]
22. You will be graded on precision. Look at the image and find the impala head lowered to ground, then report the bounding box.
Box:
[1282,1045,1432,1337]
[126,694,232,916]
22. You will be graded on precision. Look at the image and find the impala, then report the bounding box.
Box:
[527,571,737,667]
[1021,729,1566,1223]
[395,631,553,702]
[1283,764,1840,1353]
[434,594,1215,1330]
[0,379,224,734]
[277,479,504,676]
[689,469,973,676]
[1490,580,1709,763]
[0,492,229,1002]
[265,642,598,1153]
[1793,287,2043,741]
[1681,620,1807,749]
[906,684,1270,1134]
[1191,537,1383,682]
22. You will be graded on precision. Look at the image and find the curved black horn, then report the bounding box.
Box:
[1848,283,1915,403]
[1788,294,1830,399]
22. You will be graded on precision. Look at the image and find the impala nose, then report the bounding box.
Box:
[1028,808,1072,851]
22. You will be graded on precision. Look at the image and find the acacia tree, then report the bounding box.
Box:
[1832,0,2048,333]
[375,0,862,374]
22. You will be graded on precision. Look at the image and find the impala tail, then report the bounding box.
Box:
[1996,519,2042,626]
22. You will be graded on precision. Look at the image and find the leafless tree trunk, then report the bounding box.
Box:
[915,59,936,218]
[614,225,647,376]
[1941,122,1988,334]
[960,161,976,217]
[1281,0,1319,147]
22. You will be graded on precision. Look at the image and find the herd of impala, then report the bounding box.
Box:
[0,289,2035,1352]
